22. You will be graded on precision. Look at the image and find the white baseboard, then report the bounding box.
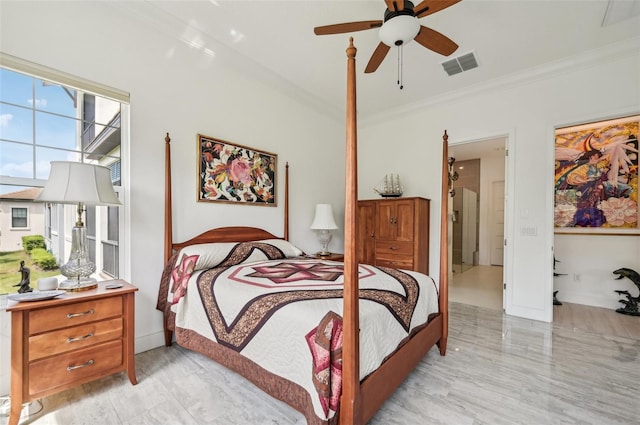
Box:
[134,330,169,354]
[555,290,620,311]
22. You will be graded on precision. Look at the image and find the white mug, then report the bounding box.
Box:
[38,277,59,291]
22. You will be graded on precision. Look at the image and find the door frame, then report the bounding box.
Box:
[449,130,514,312]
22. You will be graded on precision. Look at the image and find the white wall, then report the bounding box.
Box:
[0,0,344,384]
[554,235,640,310]
[358,40,640,322]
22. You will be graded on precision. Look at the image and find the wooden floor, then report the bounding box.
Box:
[553,301,640,339]
[450,265,504,310]
[450,265,640,339]
[9,301,639,425]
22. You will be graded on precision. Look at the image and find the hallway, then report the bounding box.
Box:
[450,265,503,310]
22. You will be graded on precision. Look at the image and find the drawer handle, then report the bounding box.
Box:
[67,332,94,343]
[67,359,94,371]
[67,309,94,319]
[389,246,398,250]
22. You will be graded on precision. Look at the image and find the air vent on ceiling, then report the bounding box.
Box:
[441,52,478,76]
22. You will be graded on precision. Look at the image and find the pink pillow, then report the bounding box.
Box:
[171,253,199,304]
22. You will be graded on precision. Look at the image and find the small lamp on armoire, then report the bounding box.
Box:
[310,203,338,257]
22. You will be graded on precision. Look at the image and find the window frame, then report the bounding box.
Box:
[11,207,29,229]
[0,52,130,285]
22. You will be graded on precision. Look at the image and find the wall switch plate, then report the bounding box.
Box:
[520,226,537,236]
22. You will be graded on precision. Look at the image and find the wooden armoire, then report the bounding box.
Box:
[356,197,430,274]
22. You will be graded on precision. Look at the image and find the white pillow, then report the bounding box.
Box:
[260,239,304,258]
[174,239,303,271]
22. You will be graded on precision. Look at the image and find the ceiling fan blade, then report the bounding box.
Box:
[314,20,382,35]
[365,42,391,73]
[385,0,402,12]
[413,0,462,18]
[414,26,458,56]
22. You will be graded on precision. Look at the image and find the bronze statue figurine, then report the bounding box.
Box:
[613,268,640,316]
[14,260,33,293]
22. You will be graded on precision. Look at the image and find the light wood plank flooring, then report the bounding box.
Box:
[450,265,504,310]
[450,265,639,339]
[553,301,640,339]
[6,301,639,425]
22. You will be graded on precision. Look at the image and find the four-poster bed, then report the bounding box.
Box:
[157,38,449,425]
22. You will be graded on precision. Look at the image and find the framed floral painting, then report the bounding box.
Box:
[554,114,639,234]
[197,134,277,206]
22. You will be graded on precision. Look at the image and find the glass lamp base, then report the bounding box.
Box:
[59,225,97,291]
[58,277,98,292]
[315,230,333,258]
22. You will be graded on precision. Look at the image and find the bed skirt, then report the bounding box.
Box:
[175,327,338,425]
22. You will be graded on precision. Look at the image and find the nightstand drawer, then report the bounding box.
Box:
[29,317,123,361]
[29,339,123,396]
[29,297,123,335]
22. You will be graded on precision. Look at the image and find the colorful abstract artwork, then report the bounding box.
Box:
[198,134,277,205]
[554,115,639,234]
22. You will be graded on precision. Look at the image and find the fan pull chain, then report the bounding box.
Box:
[397,45,404,90]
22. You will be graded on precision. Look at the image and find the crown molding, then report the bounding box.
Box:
[360,36,640,127]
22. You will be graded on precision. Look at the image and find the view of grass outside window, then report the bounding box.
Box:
[0,64,125,294]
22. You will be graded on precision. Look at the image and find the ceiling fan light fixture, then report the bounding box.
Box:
[379,15,420,47]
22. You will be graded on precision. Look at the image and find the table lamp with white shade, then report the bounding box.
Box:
[309,203,338,257]
[36,161,121,291]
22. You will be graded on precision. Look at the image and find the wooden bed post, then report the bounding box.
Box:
[340,37,361,425]
[164,132,174,347]
[164,132,173,264]
[284,162,289,241]
[438,131,449,355]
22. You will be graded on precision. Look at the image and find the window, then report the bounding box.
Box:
[11,207,28,228]
[0,53,129,294]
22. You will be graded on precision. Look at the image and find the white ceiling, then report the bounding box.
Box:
[113,0,639,125]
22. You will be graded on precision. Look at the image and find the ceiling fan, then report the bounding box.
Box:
[314,0,461,74]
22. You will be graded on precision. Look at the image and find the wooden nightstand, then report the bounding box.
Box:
[6,280,138,425]
[305,253,344,261]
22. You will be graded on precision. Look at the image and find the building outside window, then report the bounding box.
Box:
[11,207,28,228]
[0,56,129,294]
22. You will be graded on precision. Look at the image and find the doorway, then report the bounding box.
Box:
[451,163,479,274]
[449,136,507,311]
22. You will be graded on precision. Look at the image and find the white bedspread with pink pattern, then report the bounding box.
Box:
[162,240,438,422]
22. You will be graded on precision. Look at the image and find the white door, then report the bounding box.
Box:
[490,181,505,266]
